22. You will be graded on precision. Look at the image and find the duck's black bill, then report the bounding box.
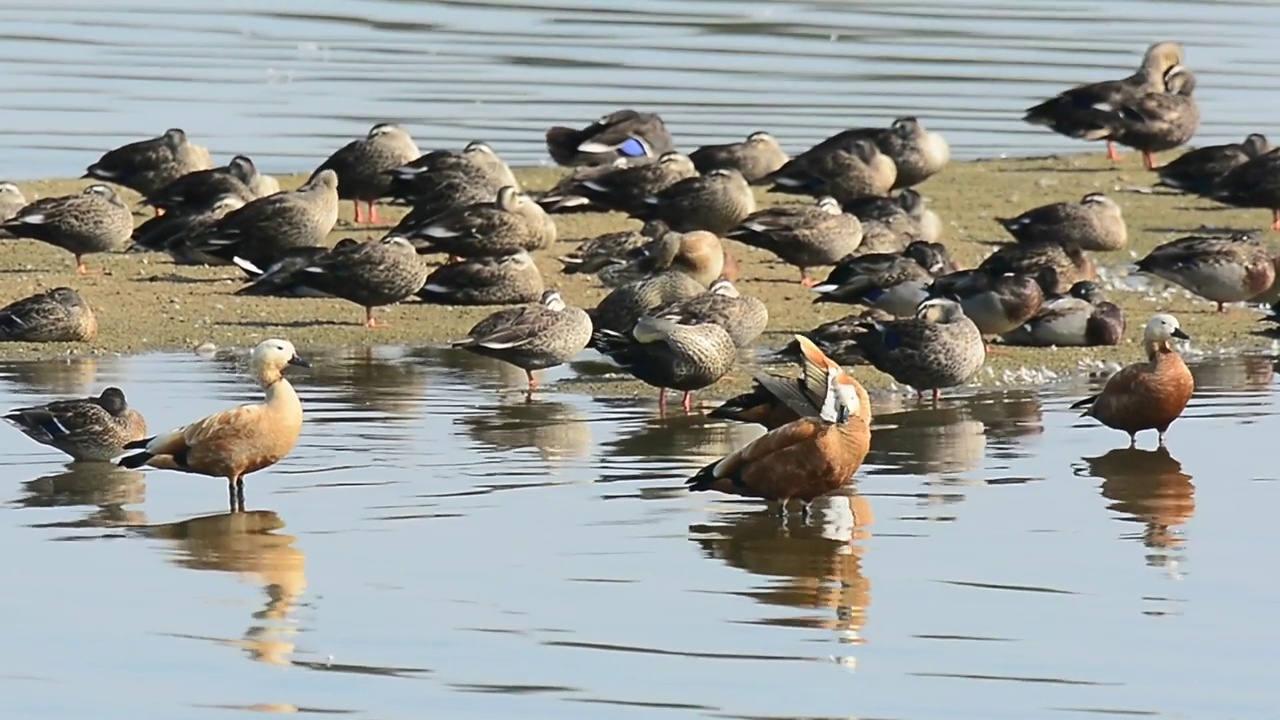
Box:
[1172,328,1191,340]
[289,355,311,368]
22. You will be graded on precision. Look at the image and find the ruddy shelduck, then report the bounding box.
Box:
[710,336,871,431]
[119,339,309,511]
[688,337,871,516]
[1071,314,1194,446]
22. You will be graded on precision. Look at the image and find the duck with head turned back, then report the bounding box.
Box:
[451,290,593,393]
[590,231,724,334]
[1071,314,1193,447]
[541,152,696,214]
[1135,232,1275,312]
[0,288,96,342]
[83,128,213,196]
[292,236,429,328]
[851,298,986,401]
[689,132,789,183]
[1078,66,1199,170]
[417,251,544,306]
[634,168,757,235]
[313,123,421,224]
[1023,41,1184,162]
[545,109,675,167]
[876,117,950,189]
[727,196,863,286]
[558,220,668,278]
[233,238,361,298]
[647,279,768,349]
[1209,148,1280,230]
[5,387,147,462]
[0,185,134,275]
[190,169,340,272]
[143,155,264,212]
[845,188,942,243]
[710,335,872,432]
[1002,280,1125,347]
[407,186,555,258]
[688,337,870,518]
[771,139,897,202]
[119,339,309,512]
[998,193,1128,252]
[593,315,737,415]
[1157,133,1270,195]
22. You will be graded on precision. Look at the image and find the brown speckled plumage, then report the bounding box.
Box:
[635,168,756,234]
[0,185,133,273]
[689,132,789,183]
[192,169,339,270]
[648,279,768,348]
[728,196,863,283]
[0,287,97,342]
[313,123,421,222]
[594,315,737,413]
[452,290,593,389]
[417,251,544,306]
[409,186,555,257]
[542,152,696,214]
[4,387,146,462]
[83,128,213,196]
[292,236,429,326]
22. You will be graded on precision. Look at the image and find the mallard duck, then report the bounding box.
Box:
[1002,281,1125,347]
[647,279,768,348]
[845,188,942,243]
[929,268,1049,336]
[5,387,147,462]
[979,240,1095,294]
[120,339,308,512]
[590,231,725,332]
[417,251,544,306]
[810,241,950,316]
[1156,133,1270,195]
[634,168,756,234]
[143,155,256,212]
[289,236,428,327]
[407,186,555,258]
[313,123,421,223]
[852,298,986,401]
[83,128,213,196]
[0,182,26,224]
[233,239,361,298]
[1078,66,1199,170]
[998,193,1128,252]
[1071,314,1193,446]
[1023,41,1184,161]
[593,315,736,414]
[1209,148,1280,230]
[451,290,593,391]
[688,338,870,515]
[0,185,133,274]
[710,335,872,431]
[558,220,668,277]
[726,197,863,286]
[689,132,789,183]
[0,287,96,342]
[132,195,245,263]
[1135,232,1275,312]
[545,109,676,167]
[190,169,339,271]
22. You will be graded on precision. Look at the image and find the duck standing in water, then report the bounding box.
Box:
[1071,314,1193,447]
[118,339,308,512]
[687,337,871,517]
[452,290,593,393]
[5,387,147,462]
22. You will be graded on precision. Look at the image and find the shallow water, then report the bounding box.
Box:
[1,347,1277,718]
[0,1,1276,178]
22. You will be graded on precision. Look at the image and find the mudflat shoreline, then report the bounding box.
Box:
[1,153,1276,398]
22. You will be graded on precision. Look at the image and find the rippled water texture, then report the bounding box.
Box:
[1,348,1278,717]
[1,1,1277,177]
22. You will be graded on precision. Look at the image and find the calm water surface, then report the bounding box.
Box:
[1,1,1279,177]
[0,347,1277,718]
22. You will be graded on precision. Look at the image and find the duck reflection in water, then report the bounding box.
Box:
[459,399,591,465]
[689,495,874,644]
[1080,446,1195,566]
[15,463,147,528]
[145,509,306,666]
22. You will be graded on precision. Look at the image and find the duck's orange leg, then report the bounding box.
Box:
[352,199,364,224]
[1142,151,1158,170]
[368,200,380,224]
[931,388,941,403]
[74,255,102,275]
[657,388,668,417]
[364,307,389,328]
[682,391,694,413]
[799,268,817,288]
[1271,209,1280,231]
[526,370,538,391]
[1106,141,1121,161]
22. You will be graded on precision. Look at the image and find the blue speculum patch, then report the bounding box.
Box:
[618,137,647,157]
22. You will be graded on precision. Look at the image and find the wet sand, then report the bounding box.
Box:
[2,153,1277,399]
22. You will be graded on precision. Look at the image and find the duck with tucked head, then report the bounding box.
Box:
[928,268,1052,337]
[118,339,309,512]
[313,123,421,224]
[541,152,696,215]
[979,239,1096,294]
[83,127,213,196]
[810,241,952,317]
[5,387,147,462]
[1156,133,1270,196]
[1209,148,1280,231]
[1002,281,1126,347]
[710,336,871,432]
[1022,42,1184,162]
[688,337,870,517]
[998,193,1128,252]
[451,290,592,393]
[1071,314,1193,447]
[545,109,676,167]
[0,287,97,342]
[634,168,757,235]
[689,131,789,183]
[852,298,986,401]
[647,278,768,349]
[1135,232,1276,313]
[593,316,736,415]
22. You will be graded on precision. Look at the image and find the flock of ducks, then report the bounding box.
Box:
[0,40,1256,513]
